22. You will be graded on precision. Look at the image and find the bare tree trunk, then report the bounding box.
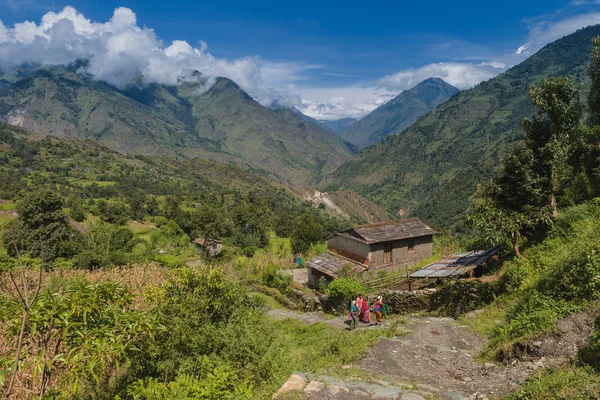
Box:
[549,192,558,218]
[513,230,522,259]
[5,309,28,399]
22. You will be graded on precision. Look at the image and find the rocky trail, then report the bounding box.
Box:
[270,308,596,400]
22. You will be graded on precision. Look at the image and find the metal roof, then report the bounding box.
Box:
[337,218,437,244]
[409,246,502,279]
[305,252,367,278]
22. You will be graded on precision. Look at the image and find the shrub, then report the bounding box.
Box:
[325,277,364,300]
[262,264,292,294]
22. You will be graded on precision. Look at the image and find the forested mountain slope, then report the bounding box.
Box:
[324,25,600,227]
[0,66,354,185]
[339,78,458,149]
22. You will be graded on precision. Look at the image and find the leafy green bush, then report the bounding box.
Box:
[325,277,364,300]
[488,201,600,353]
[262,264,292,294]
[504,366,600,399]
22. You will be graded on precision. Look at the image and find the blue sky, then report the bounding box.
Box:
[1,0,600,119]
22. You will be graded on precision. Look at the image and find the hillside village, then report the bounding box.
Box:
[1,5,600,400]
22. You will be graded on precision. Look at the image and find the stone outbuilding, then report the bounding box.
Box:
[306,218,436,288]
[193,238,222,257]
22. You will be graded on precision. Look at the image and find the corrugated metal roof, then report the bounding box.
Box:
[409,246,503,279]
[338,218,437,244]
[306,252,367,278]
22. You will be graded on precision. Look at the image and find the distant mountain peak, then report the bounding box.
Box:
[339,77,459,149]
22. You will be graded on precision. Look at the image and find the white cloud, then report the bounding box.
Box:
[0,6,302,106]
[376,61,505,92]
[296,85,395,120]
[516,12,600,55]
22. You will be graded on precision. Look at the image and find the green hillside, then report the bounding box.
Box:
[339,77,459,149]
[0,67,354,185]
[319,117,357,134]
[324,25,600,227]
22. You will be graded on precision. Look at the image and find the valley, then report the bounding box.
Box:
[1,7,600,400]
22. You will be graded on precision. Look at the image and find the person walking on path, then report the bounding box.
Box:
[374,296,383,324]
[349,300,359,330]
[361,295,371,323]
[356,294,363,321]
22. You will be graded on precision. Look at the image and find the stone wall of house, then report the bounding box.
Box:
[307,267,333,289]
[327,235,370,264]
[369,235,433,270]
[378,288,437,314]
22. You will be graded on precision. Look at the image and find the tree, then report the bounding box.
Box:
[290,214,325,254]
[523,76,583,217]
[467,147,552,257]
[588,37,600,126]
[2,190,77,261]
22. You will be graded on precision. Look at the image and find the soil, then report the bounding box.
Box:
[270,309,597,400]
[361,313,595,399]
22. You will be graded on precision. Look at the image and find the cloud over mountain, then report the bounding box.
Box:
[0,6,299,106]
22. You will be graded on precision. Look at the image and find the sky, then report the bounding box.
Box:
[1,1,600,120]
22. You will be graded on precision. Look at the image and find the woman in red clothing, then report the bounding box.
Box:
[361,295,371,323]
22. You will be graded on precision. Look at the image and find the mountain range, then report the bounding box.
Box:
[319,118,357,134]
[0,66,355,185]
[338,78,459,149]
[322,25,600,227]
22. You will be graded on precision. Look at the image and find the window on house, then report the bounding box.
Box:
[408,238,415,252]
[383,243,393,264]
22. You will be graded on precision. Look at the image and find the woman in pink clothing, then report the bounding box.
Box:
[361,295,371,323]
[356,294,363,320]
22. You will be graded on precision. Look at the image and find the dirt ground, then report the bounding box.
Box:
[270,309,596,400]
[361,313,595,399]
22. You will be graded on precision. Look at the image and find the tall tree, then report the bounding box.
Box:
[588,37,600,126]
[523,76,583,217]
[2,190,77,261]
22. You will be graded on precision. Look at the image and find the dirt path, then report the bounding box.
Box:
[269,308,596,400]
[267,308,388,330]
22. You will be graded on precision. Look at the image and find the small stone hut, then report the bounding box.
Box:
[306,219,436,288]
[193,238,222,257]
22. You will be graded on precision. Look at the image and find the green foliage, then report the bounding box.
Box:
[2,189,78,261]
[504,366,600,399]
[0,277,155,397]
[588,36,600,126]
[262,264,292,294]
[487,201,600,351]
[326,25,600,228]
[325,277,364,300]
[339,77,459,149]
[74,223,137,269]
[290,214,326,254]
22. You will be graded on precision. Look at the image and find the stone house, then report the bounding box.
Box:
[306,219,436,288]
[193,238,222,257]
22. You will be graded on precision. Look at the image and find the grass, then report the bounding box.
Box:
[66,178,116,187]
[252,291,285,309]
[503,366,600,399]
[0,211,16,225]
[128,220,157,235]
[270,233,292,257]
[0,202,15,211]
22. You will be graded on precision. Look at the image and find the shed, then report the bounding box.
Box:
[193,238,222,257]
[305,252,367,289]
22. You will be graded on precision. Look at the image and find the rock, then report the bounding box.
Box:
[469,393,489,400]
[402,394,426,400]
[484,362,496,370]
[532,341,543,348]
[328,386,349,395]
[273,374,307,398]
[444,391,467,400]
[303,380,325,394]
